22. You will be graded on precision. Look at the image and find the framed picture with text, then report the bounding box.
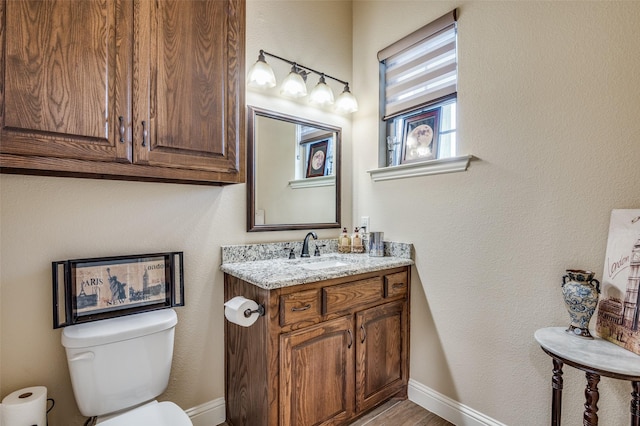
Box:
[596,210,640,355]
[52,252,184,328]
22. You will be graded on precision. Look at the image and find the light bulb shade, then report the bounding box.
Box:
[309,76,334,106]
[247,57,276,89]
[280,71,307,98]
[335,87,358,113]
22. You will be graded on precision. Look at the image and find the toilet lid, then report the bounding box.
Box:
[98,401,192,426]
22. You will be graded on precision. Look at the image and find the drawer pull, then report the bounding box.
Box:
[393,283,405,288]
[347,329,353,348]
[118,116,125,143]
[141,121,148,147]
[291,304,311,312]
[360,324,367,343]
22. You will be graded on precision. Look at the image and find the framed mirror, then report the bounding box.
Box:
[247,106,341,231]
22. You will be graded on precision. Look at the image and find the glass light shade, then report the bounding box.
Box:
[309,76,334,106]
[247,58,276,89]
[280,71,307,98]
[335,87,358,113]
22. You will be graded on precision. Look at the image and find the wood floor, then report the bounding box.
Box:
[218,399,453,426]
[349,399,453,426]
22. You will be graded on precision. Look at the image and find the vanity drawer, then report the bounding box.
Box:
[323,277,383,315]
[280,289,321,327]
[384,272,408,299]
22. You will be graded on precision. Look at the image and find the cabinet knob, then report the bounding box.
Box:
[141,121,148,147]
[118,116,125,143]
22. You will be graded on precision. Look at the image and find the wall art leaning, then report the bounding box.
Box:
[596,209,640,355]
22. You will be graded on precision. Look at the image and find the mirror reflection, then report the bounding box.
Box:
[248,106,341,231]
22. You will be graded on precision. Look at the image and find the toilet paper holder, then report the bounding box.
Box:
[244,304,265,318]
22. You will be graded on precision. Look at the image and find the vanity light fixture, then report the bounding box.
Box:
[247,50,276,89]
[335,84,359,114]
[247,49,358,113]
[280,65,308,98]
[308,74,335,107]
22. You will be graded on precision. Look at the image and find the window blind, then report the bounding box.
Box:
[379,10,458,120]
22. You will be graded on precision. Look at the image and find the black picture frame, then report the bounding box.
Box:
[52,252,184,328]
[306,140,329,178]
[401,108,440,163]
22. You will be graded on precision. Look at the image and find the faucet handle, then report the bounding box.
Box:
[284,247,296,259]
[314,244,326,257]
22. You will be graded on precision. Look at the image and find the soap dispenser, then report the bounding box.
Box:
[351,227,364,253]
[338,227,351,253]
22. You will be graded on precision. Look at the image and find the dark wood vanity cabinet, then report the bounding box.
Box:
[0,0,245,184]
[224,266,410,426]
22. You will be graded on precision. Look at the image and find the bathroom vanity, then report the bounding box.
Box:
[221,244,413,426]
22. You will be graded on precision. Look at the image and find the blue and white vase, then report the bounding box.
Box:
[561,269,600,338]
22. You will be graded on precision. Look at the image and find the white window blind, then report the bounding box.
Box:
[379,10,458,120]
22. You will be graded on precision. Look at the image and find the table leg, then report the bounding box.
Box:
[584,372,600,426]
[632,381,640,426]
[552,358,563,426]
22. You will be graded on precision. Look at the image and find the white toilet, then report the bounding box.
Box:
[61,309,192,425]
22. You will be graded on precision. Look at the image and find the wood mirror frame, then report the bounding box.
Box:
[247,106,341,232]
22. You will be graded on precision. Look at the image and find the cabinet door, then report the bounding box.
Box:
[1,0,131,162]
[133,0,244,181]
[280,316,355,426]
[355,300,408,413]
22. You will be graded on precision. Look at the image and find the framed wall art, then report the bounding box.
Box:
[401,108,440,163]
[52,252,184,328]
[596,210,640,355]
[306,140,329,178]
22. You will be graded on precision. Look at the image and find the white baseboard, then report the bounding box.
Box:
[185,397,226,426]
[186,381,505,426]
[408,379,507,426]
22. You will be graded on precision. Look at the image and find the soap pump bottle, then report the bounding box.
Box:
[352,227,364,253]
[339,227,351,253]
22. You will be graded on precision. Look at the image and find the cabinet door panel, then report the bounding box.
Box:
[1,0,131,162]
[135,0,244,176]
[356,300,407,413]
[280,316,354,426]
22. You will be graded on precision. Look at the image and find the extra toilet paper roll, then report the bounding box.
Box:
[1,386,47,426]
[224,296,260,327]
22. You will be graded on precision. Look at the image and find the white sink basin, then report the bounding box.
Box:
[299,260,348,270]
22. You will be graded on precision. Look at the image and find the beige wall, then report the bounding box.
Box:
[0,1,352,425]
[2,1,639,425]
[352,1,640,425]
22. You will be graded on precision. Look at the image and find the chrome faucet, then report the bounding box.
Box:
[301,231,318,258]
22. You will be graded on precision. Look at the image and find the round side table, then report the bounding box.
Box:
[535,327,640,426]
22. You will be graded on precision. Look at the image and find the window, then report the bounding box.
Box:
[378,10,458,168]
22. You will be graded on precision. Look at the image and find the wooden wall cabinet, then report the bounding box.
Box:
[0,0,245,185]
[224,266,410,426]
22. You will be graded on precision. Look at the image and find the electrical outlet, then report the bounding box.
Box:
[360,216,370,232]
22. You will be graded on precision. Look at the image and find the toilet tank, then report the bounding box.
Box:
[61,309,178,417]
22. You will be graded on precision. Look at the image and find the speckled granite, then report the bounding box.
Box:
[221,239,412,263]
[221,240,414,289]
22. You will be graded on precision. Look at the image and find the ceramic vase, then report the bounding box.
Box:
[561,269,600,338]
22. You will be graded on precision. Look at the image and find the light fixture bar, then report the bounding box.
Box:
[259,50,350,88]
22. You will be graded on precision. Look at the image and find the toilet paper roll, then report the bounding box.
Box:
[224,296,260,327]
[1,386,47,426]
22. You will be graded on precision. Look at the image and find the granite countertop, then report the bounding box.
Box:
[220,240,414,290]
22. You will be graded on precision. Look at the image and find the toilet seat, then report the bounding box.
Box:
[97,401,192,426]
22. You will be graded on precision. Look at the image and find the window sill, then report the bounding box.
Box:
[367,155,473,182]
[289,175,335,189]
